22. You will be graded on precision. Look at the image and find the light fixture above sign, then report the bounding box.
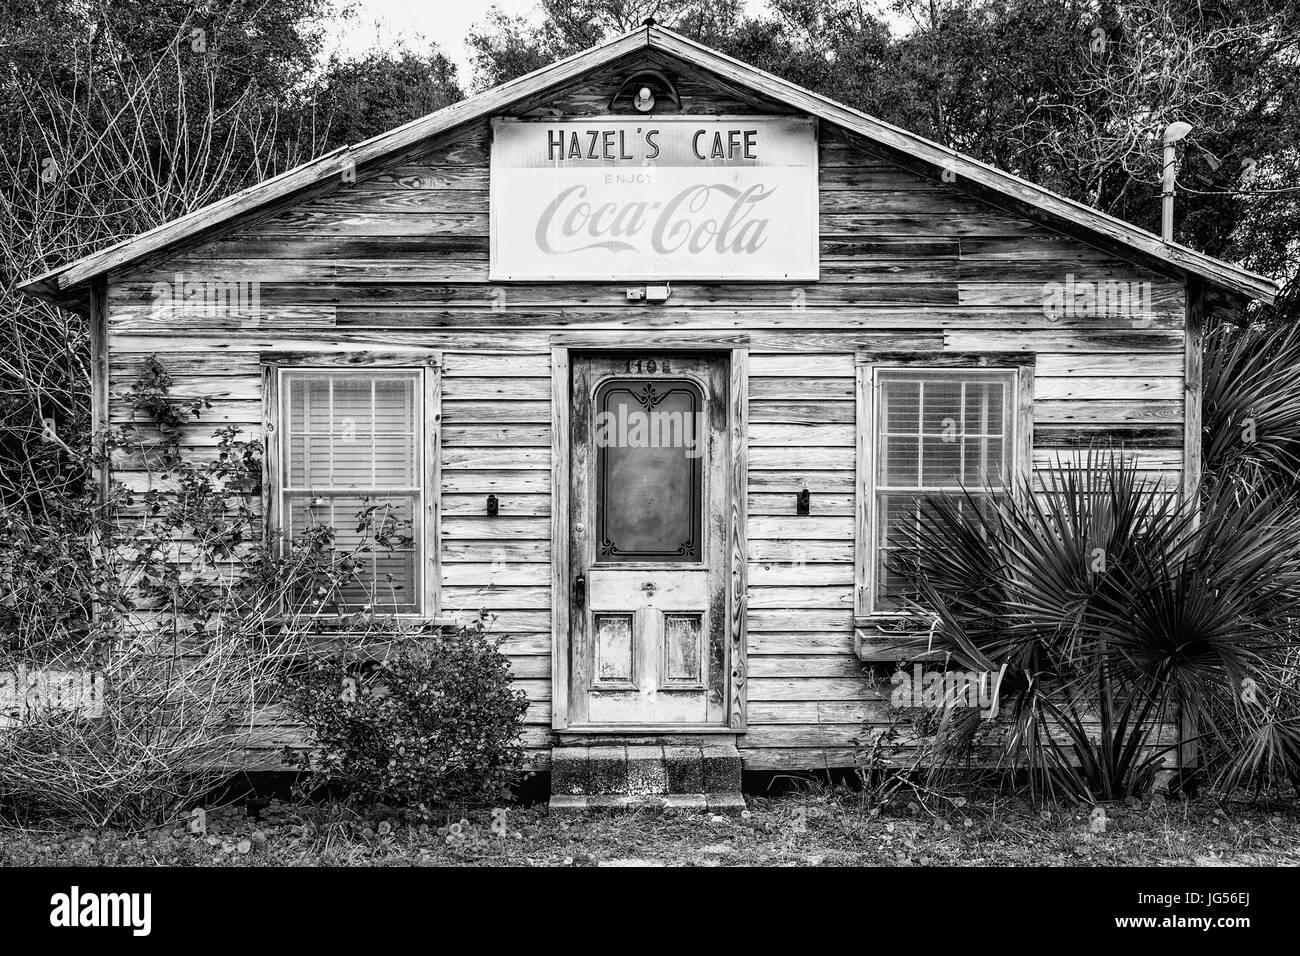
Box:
[608,69,681,113]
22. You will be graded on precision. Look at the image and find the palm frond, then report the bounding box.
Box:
[1203,322,1300,496]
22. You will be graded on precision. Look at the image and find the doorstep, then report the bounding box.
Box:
[549,740,745,813]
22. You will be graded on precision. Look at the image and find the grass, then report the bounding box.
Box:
[3,787,1298,867]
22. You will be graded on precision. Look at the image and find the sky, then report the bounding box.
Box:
[319,0,774,84]
[320,0,539,80]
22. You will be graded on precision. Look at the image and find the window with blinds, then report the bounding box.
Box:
[281,369,423,613]
[872,369,1015,611]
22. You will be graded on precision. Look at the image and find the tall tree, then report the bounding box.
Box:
[309,49,464,147]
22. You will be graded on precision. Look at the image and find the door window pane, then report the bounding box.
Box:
[595,379,704,562]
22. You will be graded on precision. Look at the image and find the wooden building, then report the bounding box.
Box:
[21,24,1281,792]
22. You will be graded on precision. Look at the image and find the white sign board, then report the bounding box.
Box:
[490,117,819,281]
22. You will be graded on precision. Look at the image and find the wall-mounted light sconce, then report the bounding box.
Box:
[608,69,681,114]
[486,494,499,516]
[797,489,811,515]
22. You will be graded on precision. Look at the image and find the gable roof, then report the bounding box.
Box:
[19,22,1281,306]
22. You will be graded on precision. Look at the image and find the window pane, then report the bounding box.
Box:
[881,380,920,433]
[596,379,703,562]
[920,380,962,434]
[881,435,920,486]
[876,492,930,611]
[877,492,918,548]
[921,435,962,485]
[963,436,1006,486]
[282,369,422,613]
[964,381,1004,433]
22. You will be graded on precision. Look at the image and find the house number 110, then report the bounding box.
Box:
[625,358,672,373]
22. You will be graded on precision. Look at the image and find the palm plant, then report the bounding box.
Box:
[892,450,1300,802]
[1200,318,1300,794]
[1203,321,1300,498]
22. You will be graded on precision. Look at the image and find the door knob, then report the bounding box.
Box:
[574,574,586,607]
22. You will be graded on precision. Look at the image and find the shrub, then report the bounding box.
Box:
[893,450,1300,803]
[280,626,529,812]
[0,626,308,827]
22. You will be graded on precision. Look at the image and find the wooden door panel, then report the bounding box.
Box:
[587,569,708,609]
[593,613,636,687]
[663,613,705,687]
[587,686,710,725]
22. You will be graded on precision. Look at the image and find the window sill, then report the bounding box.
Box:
[262,613,460,628]
[853,612,935,630]
[257,613,464,651]
[853,614,950,663]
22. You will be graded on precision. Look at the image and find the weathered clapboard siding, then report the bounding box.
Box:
[439,349,555,758]
[100,52,1191,772]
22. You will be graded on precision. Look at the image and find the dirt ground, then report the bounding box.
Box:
[3,786,1298,866]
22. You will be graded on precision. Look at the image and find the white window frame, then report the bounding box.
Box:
[855,353,1033,621]
[262,352,441,618]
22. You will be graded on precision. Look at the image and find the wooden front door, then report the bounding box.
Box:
[568,352,729,727]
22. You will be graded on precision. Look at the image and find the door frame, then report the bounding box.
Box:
[550,334,749,732]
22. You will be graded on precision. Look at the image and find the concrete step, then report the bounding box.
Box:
[549,742,744,811]
[550,792,746,813]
